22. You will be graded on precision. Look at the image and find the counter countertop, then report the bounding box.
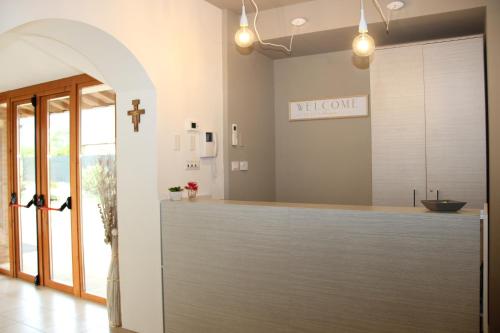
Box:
[163,196,481,216]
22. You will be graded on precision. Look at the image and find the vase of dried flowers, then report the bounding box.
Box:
[185,182,198,200]
[94,157,121,328]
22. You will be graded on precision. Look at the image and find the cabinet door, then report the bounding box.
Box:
[423,38,487,208]
[370,45,427,206]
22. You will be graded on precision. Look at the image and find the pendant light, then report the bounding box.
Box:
[234,0,302,54]
[352,0,375,57]
[235,1,255,48]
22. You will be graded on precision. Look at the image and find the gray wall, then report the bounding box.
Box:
[274,51,372,205]
[223,10,276,201]
[486,0,500,330]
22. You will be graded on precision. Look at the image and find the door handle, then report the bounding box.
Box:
[413,189,416,207]
[36,195,71,212]
[9,193,36,209]
[429,189,440,200]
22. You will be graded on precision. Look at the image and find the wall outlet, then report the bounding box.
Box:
[186,160,200,170]
[231,161,240,171]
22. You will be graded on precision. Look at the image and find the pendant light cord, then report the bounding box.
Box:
[372,0,391,32]
[247,0,296,54]
[241,0,392,53]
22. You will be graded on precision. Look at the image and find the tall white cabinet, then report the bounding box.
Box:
[370,37,487,208]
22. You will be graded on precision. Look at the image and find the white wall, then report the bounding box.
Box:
[159,1,225,199]
[0,1,225,332]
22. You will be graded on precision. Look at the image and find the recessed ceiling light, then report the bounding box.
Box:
[387,1,405,10]
[291,17,307,27]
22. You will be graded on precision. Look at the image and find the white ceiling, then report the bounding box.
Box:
[205,0,315,12]
[0,34,80,93]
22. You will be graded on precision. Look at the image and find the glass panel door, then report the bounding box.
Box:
[3,78,116,302]
[43,95,73,288]
[0,102,10,272]
[80,84,115,298]
[16,101,38,277]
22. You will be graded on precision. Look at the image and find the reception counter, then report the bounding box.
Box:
[161,198,480,333]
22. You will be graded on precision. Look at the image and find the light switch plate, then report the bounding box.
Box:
[231,161,240,171]
[240,161,249,171]
[173,134,180,151]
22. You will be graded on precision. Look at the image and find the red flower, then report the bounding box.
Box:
[185,182,198,191]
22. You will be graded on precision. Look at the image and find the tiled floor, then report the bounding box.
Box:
[0,274,134,333]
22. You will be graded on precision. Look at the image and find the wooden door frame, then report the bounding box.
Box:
[75,80,110,304]
[11,97,39,284]
[39,92,75,295]
[0,98,14,277]
[0,75,107,304]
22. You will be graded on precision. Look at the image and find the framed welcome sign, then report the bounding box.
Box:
[289,95,369,121]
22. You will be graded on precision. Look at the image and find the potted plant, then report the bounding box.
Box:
[185,182,199,200]
[168,186,184,201]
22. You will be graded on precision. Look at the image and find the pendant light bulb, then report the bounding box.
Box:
[353,33,375,57]
[353,0,375,57]
[235,3,255,48]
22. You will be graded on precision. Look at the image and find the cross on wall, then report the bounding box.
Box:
[127,99,145,132]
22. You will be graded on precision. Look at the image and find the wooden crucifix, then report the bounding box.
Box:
[127,99,145,132]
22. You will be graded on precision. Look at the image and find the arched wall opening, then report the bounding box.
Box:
[0,19,163,332]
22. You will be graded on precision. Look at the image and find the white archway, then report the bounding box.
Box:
[5,18,155,92]
[0,19,163,332]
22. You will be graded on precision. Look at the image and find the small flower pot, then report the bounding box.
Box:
[169,191,183,201]
[187,189,198,200]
